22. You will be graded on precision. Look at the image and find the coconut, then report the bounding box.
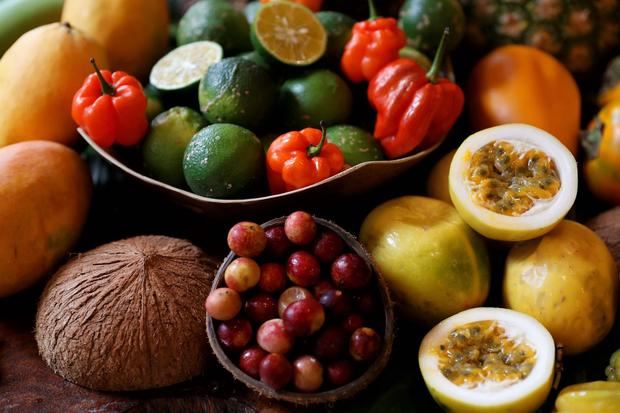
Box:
[35,235,218,391]
[588,207,620,268]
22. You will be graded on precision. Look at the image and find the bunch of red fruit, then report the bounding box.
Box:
[205,211,383,393]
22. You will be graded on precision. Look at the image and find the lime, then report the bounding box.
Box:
[251,1,327,66]
[399,0,465,52]
[177,1,251,54]
[183,124,264,198]
[279,69,352,129]
[244,1,261,24]
[150,41,223,92]
[198,57,276,129]
[326,125,384,165]
[316,11,355,63]
[238,50,270,70]
[143,107,206,187]
[144,84,165,121]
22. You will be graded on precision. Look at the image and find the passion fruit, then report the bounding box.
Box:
[504,220,619,355]
[360,196,490,325]
[419,307,555,413]
[449,124,578,242]
[554,381,620,413]
[427,150,455,205]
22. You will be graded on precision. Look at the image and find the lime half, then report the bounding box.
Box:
[149,41,223,92]
[251,1,326,66]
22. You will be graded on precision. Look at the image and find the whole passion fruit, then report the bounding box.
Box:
[360,196,490,325]
[419,307,555,413]
[504,220,619,355]
[35,236,217,391]
[449,124,578,242]
[554,381,620,413]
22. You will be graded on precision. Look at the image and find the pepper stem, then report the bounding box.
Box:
[368,0,378,20]
[307,121,328,158]
[90,58,115,96]
[426,27,450,84]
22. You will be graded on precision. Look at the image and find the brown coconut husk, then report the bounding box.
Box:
[206,217,395,406]
[35,235,218,391]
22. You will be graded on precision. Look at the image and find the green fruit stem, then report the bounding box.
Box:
[426,27,450,84]
[307,121,328,158]
[368,0,378,20]
[90,57,115,96]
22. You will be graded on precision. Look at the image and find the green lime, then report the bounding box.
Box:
[177,1,251,54]
[316,11,355,62]
[399,0,465,52]
[279,69,352,129]
[144,84,165,121]
[326,125,384,165]
[143,107,206,187]
[244,1,261,24]
[251,1,327,66]
[198,57,276,129]
[238,50,270,70]
[150,41,223,92]
[183,123,264,198]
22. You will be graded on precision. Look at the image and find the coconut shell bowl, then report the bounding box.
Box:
[206,216,395,405]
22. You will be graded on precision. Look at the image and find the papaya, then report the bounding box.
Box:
[0,22,108,148]
[62,0,169,81]
[0,141,92,297]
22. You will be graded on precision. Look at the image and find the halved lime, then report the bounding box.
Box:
[251,1,327,66]
[149,41,223,92]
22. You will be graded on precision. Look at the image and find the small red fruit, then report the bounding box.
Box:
[342,314,365,333]
[227,222,267,257]
[331,253,371,289]
[239,347,268,378]
[245,293,278,324]
[284,211,317,246]
[293,355,324,392]
[318,289,352,318]
[264,225,291,258]
[327,360,355,387]
[282,298,325,337]
[278,286,313,317]
[205,288,242,321]
[259,262,287,293]
[217,318,253,351]
[257,319,294,354]
[224,257,261,292]
[354,291,377,315]
[349,327,381,362]
[313,280,334,298]
[312,230,345,264]
[313,326,346,360]
[259,353,293,390]
[287,251,320,287]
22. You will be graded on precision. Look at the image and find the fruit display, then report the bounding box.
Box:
[35,236,217,391]
[419,307,555,413]
[449,124,578,241]
[460,0,620,73]
[205,211,393,402]
[504,220,618,355]
[3,0,620,412]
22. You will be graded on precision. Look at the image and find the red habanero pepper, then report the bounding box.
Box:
[267,124,345,194]
[368,28,464,159]
[72,58,148,148]
[340,0,406,83]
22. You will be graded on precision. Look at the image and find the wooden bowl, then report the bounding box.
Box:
[206,216,395,405]
[79,128,442,218]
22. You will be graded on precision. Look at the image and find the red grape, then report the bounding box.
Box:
[278,286,313,317]
[293,355,324,392]
[282,298,325,337]
[331,253,371,289]
[257,319,294,354]
[264,226,291,258]
[284,211,317,246]
[227,222,266,257]
[313,280,335,298]
[239,347,267,378]
[354,291,377,315]
[313,326,346,360]
[259,353,293,390]
[205,288,242,321]
[287,251,320,287]
[224,257,260,292]
[217,318,252,351]
[245,293,278,324]
[327,360,354,387]
[318,289,352,318]
[349,327,381,362]
[312,230,345,264]
[342,314,365,334]
[259,262,287,293]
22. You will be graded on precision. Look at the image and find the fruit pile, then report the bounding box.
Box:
[206,212,385,392]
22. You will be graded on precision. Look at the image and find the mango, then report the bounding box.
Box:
[0,141,92,297]
[0,22,108,148]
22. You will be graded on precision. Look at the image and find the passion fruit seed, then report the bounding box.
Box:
[467,141,561,216]
[436,320,536,388]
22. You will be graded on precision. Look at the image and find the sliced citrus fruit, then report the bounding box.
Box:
[419,307,555,413]
[449,123,578,242]
[149,41,223,92]
[251,1,327,66]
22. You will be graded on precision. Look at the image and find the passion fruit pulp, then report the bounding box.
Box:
[419,307,555,413]
[449,124,578,242]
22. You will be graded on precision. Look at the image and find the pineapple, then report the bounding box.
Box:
[461,0,620,73]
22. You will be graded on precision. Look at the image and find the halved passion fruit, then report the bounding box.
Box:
[419,307,555,413]
[449,124,578,241]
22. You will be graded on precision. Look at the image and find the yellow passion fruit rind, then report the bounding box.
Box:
[449,124,578,241]
[419,307,555,413]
